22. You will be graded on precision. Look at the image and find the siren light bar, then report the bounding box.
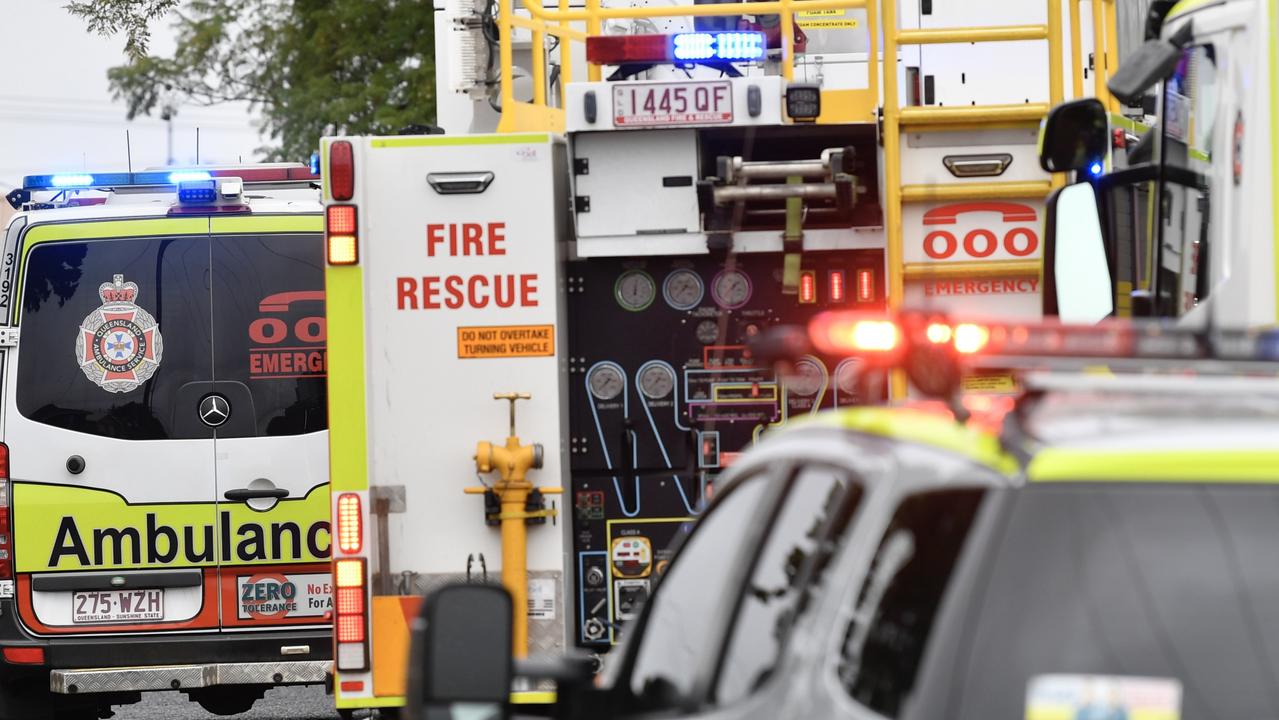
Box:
[22,165,319,192]
[586,31,766,65]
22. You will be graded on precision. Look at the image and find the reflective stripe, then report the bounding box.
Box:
[210,215,322,233]
[325,264,369,492]
[369,133,550,149]
[334,694,404,710]
[512,691,558,704]
[1028,448,1279,482]
[793,407,1019,474]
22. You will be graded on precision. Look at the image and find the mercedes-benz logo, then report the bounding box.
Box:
[198,394,231,428]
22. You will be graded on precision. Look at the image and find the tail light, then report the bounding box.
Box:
[326,205,359,266]
[329,141,354,201]
[336,493,362,554]
[809,313,901,358]
[0,443,12,581]
[334,558,368,671]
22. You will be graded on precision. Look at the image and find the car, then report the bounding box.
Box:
[407,315,1279,720]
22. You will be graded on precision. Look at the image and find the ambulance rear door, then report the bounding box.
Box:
[207,215,332,633]
[7,217,220,637]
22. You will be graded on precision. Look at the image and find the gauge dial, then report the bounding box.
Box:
[712,270,752,309]
[615,270,656,312]
[695,320,720,345]
[663,269,704,310]
[639,365,675,399]
[835,360,861,396]
[785,359,824,397]
[588,365,625,401]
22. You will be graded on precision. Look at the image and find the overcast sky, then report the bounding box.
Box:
[0,1,265,192]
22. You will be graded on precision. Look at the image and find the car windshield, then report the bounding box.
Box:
[840,483,1279,720]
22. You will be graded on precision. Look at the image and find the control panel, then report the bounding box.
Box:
[565,249,883,648]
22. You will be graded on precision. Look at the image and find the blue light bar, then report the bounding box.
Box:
[50,174,95,188]
[671,32,765,62]
[169,171,213,184]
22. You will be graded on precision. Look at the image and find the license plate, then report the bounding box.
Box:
[72,589,163,624]
[613,81,733,127]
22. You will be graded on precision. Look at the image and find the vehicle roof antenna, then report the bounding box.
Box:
[196,127,200,165]
[125,130,133,174]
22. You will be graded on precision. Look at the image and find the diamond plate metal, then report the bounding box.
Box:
[50,660,328,695]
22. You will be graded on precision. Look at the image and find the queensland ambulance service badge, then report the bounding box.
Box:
[74,275,164,393]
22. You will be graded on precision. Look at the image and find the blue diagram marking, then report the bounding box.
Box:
[585,361,641,517]
[636,360,701,516]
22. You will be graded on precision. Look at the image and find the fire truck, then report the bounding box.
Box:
[321,0,1135,715]
[1039,0,1278,330]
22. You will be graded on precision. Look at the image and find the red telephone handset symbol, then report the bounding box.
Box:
[250,291,327,345]
[922,202,1039,260]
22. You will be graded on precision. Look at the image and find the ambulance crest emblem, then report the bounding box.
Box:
[74,275,164,393]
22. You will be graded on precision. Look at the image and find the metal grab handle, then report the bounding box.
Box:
[224,487,289,501]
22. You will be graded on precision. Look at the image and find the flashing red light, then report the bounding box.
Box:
[810,312,902,357]
[829,271,846,303]
[953,323,991,354]
[336,614,366,644]
[329,141,355,201]
[798,271,817,304]
[856,268,875,303]
[327,206,359,266]
[587,34,671,65]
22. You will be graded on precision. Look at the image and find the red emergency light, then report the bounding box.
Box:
[798,271,817,304]
[586,31,766,65]
[828,270,846,303]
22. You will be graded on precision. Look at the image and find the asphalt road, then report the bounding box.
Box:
[112,686,340,719]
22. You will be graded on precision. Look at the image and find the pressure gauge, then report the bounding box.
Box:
[712,270,752,309]
[615,270,656,312]
[639,364,675,399]
[588,365,625,401]
[785,358,824,397]
[836,360,861,396]
[663,269,704,310]
[695,320,720,345]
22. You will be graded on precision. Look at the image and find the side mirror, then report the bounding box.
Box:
[1039,99,1109,173]
[407,584,513,720]
[1108,21,1194,104]
[1043,183,1114,324]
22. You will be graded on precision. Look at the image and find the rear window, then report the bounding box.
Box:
[16,232,325,440]
[839,484,1279,720]
[17,236,213,440]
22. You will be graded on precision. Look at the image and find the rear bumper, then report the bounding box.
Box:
[0,600,332,695]
[50,660,328,694]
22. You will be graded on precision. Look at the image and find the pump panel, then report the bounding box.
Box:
[565,249,882,648]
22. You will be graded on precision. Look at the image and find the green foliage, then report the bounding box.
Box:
[69,0,437,161]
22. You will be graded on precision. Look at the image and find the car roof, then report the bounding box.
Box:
[778,378,1279,487]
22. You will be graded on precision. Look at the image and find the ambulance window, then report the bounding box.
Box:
[715,465,863,705]
[626,474,771,710]
[16,236,213,440]
[211,233,326,437]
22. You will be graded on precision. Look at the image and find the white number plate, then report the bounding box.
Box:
[72,589,163,624]
[613,81,733,127]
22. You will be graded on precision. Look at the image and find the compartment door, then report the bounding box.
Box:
[208,223,331,631]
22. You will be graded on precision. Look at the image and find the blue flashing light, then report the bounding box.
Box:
[309,151,322,176]
[51,174,95,188]
[177,179,218,204]
[1088,161,1104,177]
[671,31,765,62]
[169,171,213,184]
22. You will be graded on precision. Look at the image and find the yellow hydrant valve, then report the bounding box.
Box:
[465,392,560,659]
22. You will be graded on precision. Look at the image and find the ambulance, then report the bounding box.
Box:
[0,166,331,719]
[323,0,1138,716]
[1041,0,1277,328]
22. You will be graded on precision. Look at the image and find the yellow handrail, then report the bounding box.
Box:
[495,0,873,131]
